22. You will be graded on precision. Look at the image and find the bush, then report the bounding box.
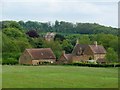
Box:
[115,64,120,67]
[2,58,18,65]
[70,63,120,67]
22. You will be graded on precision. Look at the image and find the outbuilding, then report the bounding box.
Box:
[19,48,56,65]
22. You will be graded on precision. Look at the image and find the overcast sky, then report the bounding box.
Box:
[0,0,119,28]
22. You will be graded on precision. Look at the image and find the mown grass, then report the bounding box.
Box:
[0,64,2,89]
[2,65,118,88]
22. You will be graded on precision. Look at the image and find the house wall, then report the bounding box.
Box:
[94,54,106,60]
[32,59,56,65]
[58,55,68,64]
[19,50,32,65]
[71,55,94,63]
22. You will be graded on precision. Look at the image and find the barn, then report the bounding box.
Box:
[19,48,56,65]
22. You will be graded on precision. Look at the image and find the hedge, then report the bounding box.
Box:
[63,63,120,67]
[2,58,18,65]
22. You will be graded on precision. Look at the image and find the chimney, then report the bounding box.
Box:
[62,51,65,55]
[94,41,97,47]
[76,39,79,44]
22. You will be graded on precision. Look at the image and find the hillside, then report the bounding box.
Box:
[18,20,118,35]
[1,20,119,64]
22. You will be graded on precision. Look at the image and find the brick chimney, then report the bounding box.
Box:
[62,51,65,55]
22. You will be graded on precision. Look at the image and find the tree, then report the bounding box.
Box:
[3,28,25,39]
[2,21,22,30]
[26,30,39,38]
[79,35,91,44]
[62,40,73,53]
[2,33,20,52]
[105,48,118,63]
[43,41,62,59]
[54,34,65,41]
[27,38,44,48]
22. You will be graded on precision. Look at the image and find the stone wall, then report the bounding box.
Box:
[94,54,106,60]
[19,50,32,64]
[72,55,94,63]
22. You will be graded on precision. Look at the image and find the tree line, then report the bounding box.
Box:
[17,20,118,35]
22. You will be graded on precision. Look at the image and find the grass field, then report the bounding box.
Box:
[0,65,2,89]
[2,65,118,88]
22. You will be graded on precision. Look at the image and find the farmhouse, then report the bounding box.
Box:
[59,40,106,64]
[44,32,56,41]
[19,48,56,65]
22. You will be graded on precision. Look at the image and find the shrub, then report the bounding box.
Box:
[70,63,120,67]
[2,58,18,65]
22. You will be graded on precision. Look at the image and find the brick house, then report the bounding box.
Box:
[59,40,106,64]
[19,48,56,65]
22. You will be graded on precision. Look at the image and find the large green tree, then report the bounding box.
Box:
[62,40,73,53]
[105,48,118,63]
[43,41,62,60]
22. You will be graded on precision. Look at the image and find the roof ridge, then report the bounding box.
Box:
[26,49,34,59]
[26,48,51,50]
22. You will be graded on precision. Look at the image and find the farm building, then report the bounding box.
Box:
[58,40,106,64]
[44,32,56,41]
[19,48,56,65]
[58,51,72,64]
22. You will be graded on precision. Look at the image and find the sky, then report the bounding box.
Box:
[0,0,119,28]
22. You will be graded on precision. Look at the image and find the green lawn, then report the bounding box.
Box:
[2,65,118,88]
[0,65,2,89]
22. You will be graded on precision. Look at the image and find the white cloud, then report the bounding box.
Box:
[1,0,118,27]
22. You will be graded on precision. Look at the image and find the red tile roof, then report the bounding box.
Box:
[26,48,56,60]
[72,44,106,55]
[72,44,88,55]
[65,54,72,60]
[89,45,106,54]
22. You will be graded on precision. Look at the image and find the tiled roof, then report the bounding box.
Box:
[26,48,56,60]
[72,44,106,55]
[89,45,106,54]
[72,44,88,55]
[65,54,72,60]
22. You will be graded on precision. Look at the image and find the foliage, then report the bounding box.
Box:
[26,30,39,38]
[18,21,118,35]
[2,58,18,65]
[2,33,20,52]
[1,21,22,30]
[105,48,118,62]
[43,41,62,59]
[62,40,73,53]
[2,21,32,64]
[54,34,65,41]
[3,28,24,39]
[69,63,120,67]
[2,52,21,64]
